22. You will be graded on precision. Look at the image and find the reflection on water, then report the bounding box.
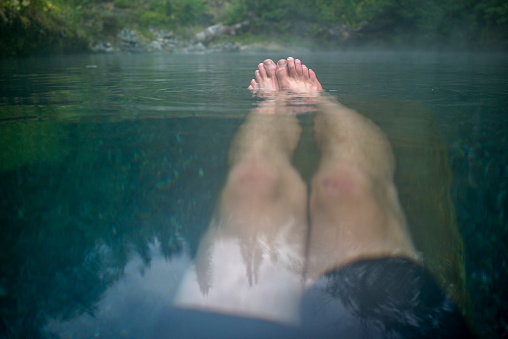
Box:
[44,241,190,338]
[0,114,233,338]
[0,52,507,338]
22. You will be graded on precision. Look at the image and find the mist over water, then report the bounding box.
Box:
[0,51,506,338]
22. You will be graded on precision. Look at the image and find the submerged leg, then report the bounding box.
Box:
[176,64,308,325]
[218,98,307,244]
[301,83,472,339]
[306,95,418,281]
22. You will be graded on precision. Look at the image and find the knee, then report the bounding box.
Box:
[225,155,280,201]
[312,166,372,203]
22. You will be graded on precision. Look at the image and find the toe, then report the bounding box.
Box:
[295,59,303,77]
[263,59,277,78]
[250,79,258,89]
[301,65,310,79]
[276,59,290,89]
[309,69,323,90]
[276,59,288,77]
[258,63,268,80]
[287,57,297,78]
[255,70,262,85]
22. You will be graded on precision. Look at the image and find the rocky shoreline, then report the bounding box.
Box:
[90,20,360,54]
[92,22,253,54]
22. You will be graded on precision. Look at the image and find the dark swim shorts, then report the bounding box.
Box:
[301,256,474,338]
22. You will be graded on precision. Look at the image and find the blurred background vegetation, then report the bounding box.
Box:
[1,0,508,56]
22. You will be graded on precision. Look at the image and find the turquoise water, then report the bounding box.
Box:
[0,52,507,338]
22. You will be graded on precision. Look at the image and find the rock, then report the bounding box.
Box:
[145,28,178,51]
[91,41,116,53]
[92,26,252,54]
[231,20,250,35]
[195,24,226,42]
[155,30,177,51]
[152,28,173,41]
[195,21,250,42]
[183,42,206,53]
[117,28,147,53]
[117,28,138,43]
[328,25,355,43]
[149,40,162,52]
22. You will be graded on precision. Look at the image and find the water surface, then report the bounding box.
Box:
[0,51,507,338]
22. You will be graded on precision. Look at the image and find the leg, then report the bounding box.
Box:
[306,95,418,281]
[176,66,308,325]
[302,96,471,338]
[217,98,307,243]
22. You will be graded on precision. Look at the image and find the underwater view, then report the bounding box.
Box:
[0,51,507,338]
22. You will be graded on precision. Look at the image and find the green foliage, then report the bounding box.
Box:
[474,0,508,25]
[313,0,372,27]
[113,0,133,9]
[164,0,211,26]
[139,10,167,26]
[184,0,209,22]
[222,0,247,25]
[0,0,90,57]
[118,0,212,29]
[217,0,508,48]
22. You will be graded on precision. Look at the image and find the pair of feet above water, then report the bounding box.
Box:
[248,57,322,95]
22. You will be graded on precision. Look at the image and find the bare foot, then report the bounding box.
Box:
[275,57,322,94]
[248,59,279,96]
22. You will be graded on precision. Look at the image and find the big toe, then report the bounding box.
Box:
[276,59,290,89]
[287,57,298,78]
[263,59,277,77]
